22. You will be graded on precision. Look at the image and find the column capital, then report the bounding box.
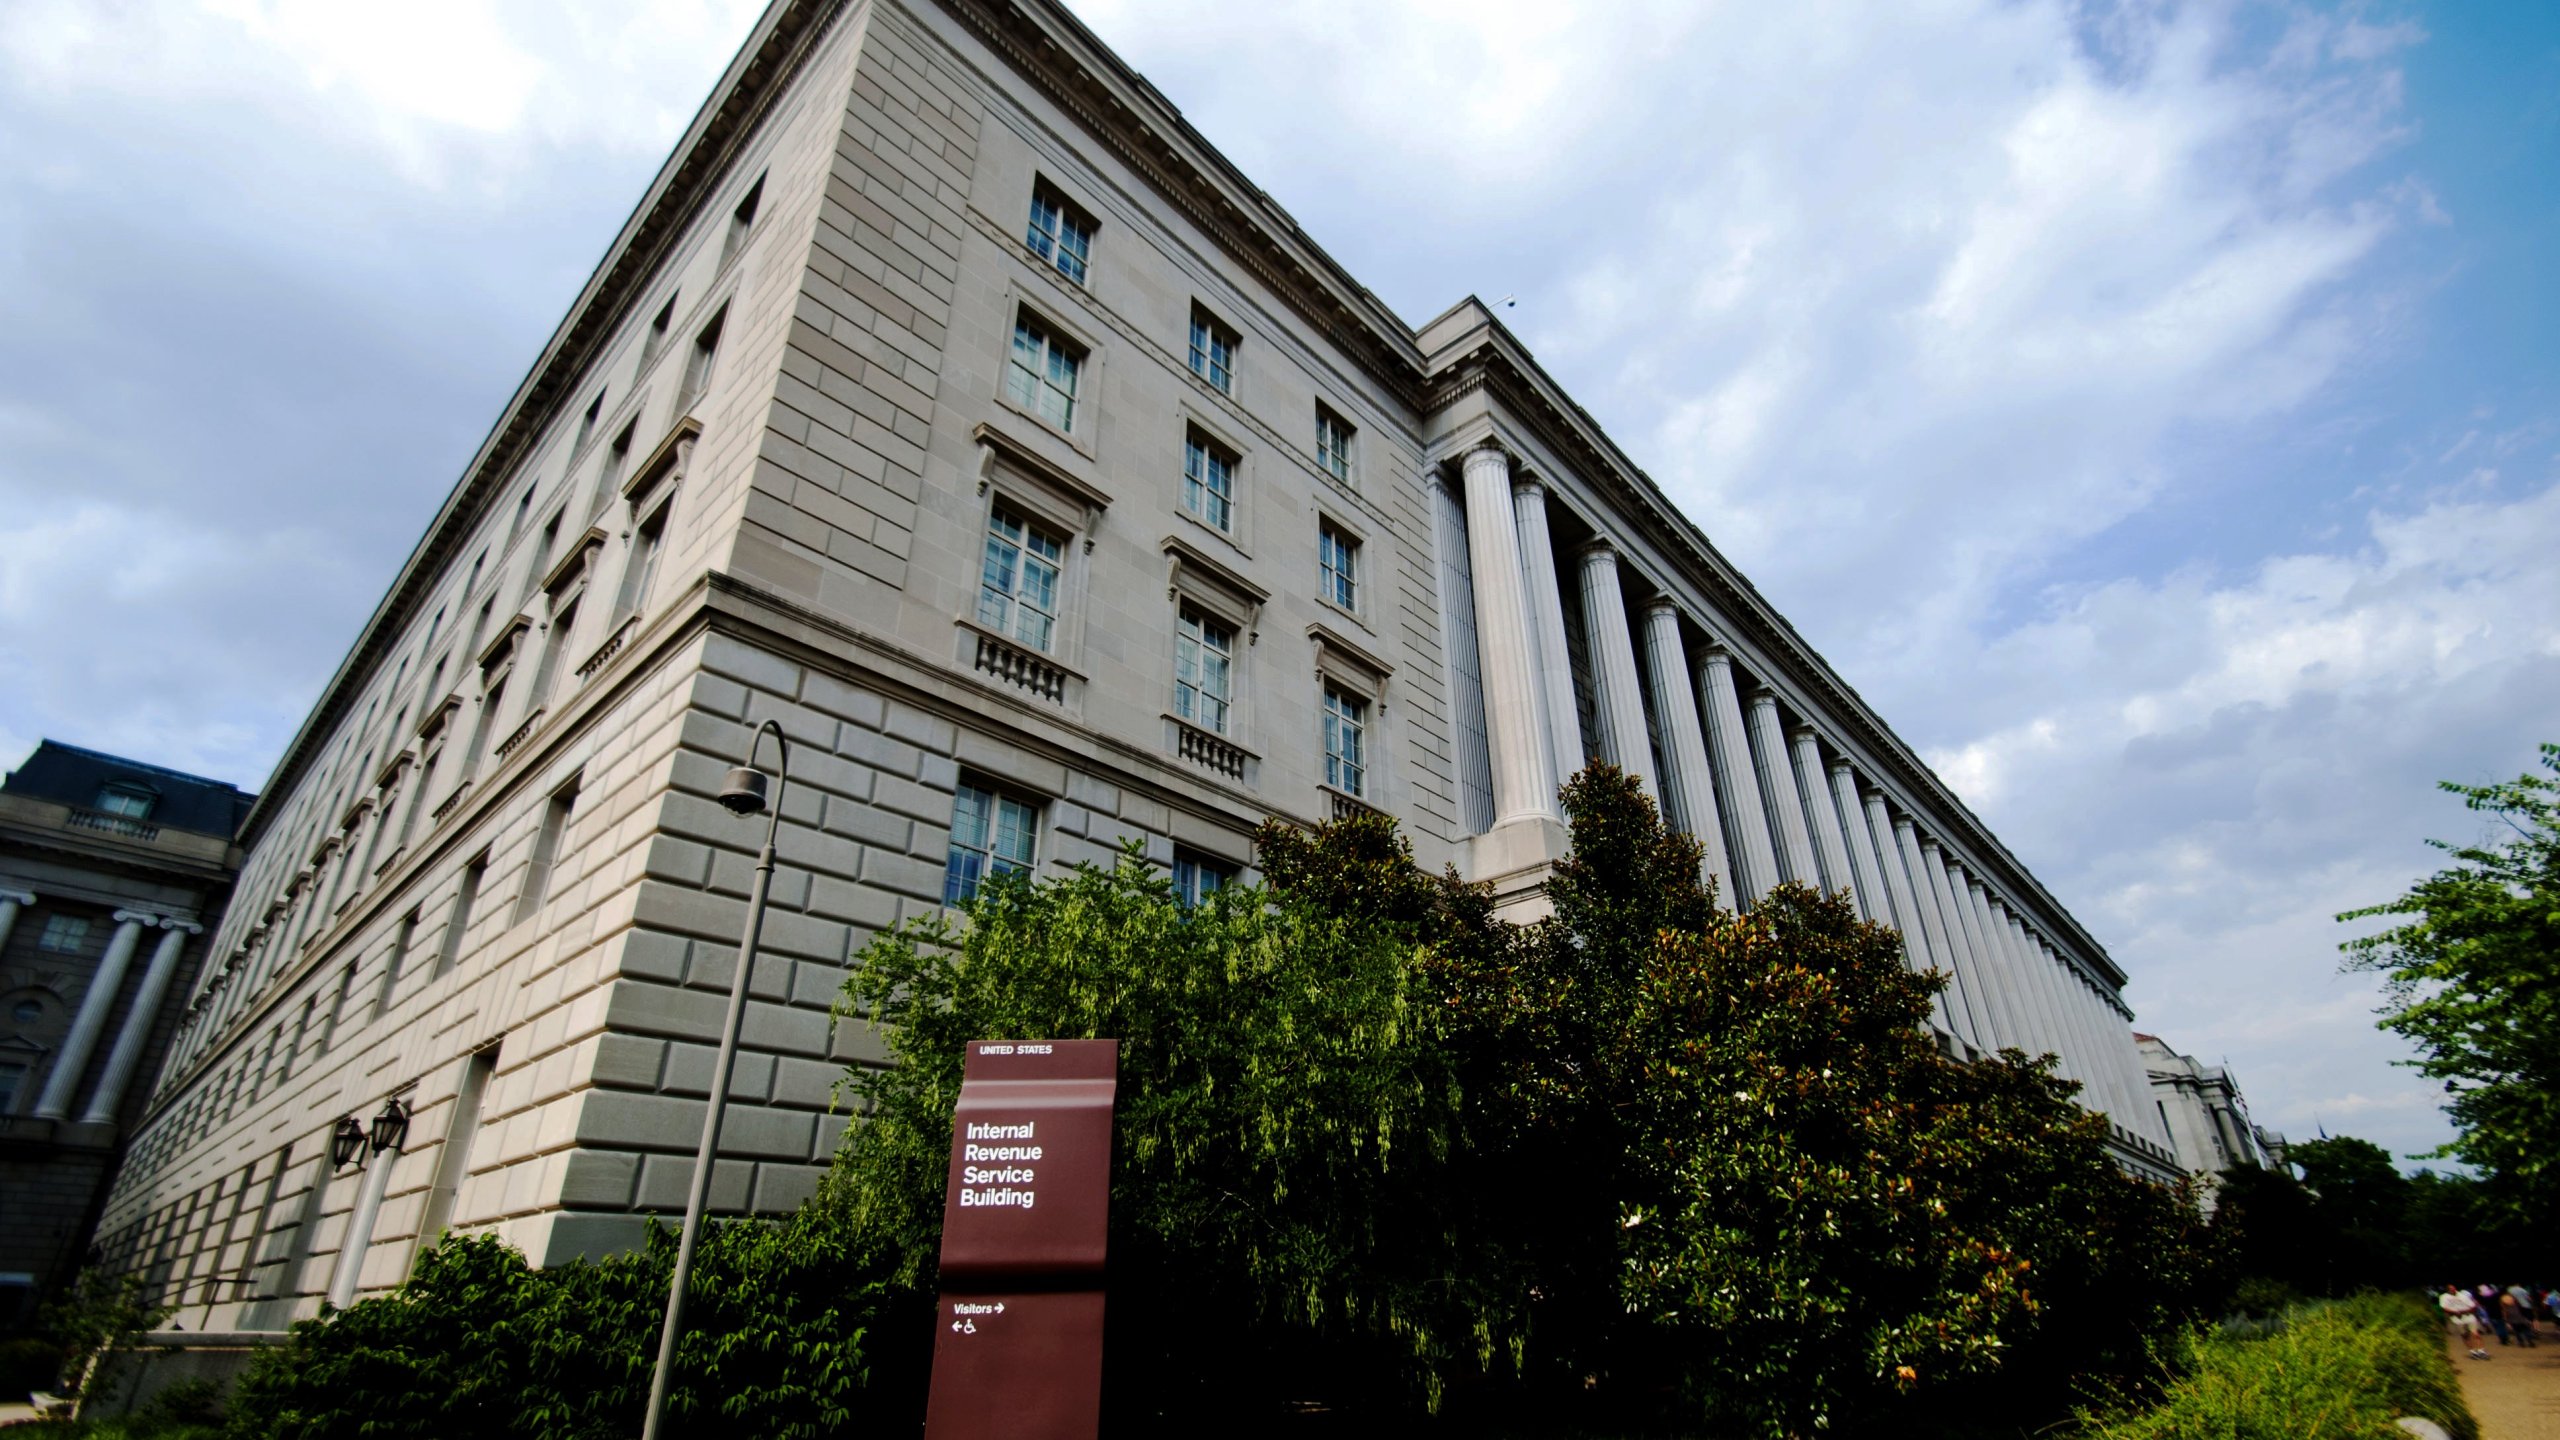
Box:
[1827,757,1857,779]
[1509,472,1547,501]
[1746,684,1778,704]
[0,887,33,907]
[1573,536,1620,563]
[1917,835,1944,855]
[1699,643,1735,667]
[1461,436,1514,468]
[1787,722,1819,742]
[1642,592,1681,619]
[109,908,159,928]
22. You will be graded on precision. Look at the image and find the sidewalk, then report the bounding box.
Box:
[2450,1328,2560,1439]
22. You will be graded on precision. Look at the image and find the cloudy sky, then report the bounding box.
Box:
[4,0,2553,1165]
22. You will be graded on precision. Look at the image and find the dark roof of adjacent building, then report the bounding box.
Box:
[2,741,255,839]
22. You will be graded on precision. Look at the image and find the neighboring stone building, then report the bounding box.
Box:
[0,741,247,1328]
[92,0,2182,1330]
[2137,1032,2283,1191]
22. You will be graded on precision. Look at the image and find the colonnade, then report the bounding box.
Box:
[1453,440,2164,1150]
[6,894,203,1127]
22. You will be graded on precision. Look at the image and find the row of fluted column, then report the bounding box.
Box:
[1453,439,2164,1150]
[0,890,202,1127]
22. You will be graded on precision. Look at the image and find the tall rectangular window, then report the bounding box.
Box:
[321,962,359,1055]
[1024,184,1093,285]
[1323,684,1368,798]
[464,679,507,776]
[617,506,667,618]
[1173,606,1235,735]
[722,175,763,267]
[436,855,487,980]
[412,1045,498,1274]
[680,306,726,412]
[515,776,581,924]
[1004,313,1080,431]
[642,296,676,366]
[945,783,1038,905]
[37,914,90,953]
[522,512,563,603]
[1171,850,1235,909]
[1318,521,1359,611]
[1316,407,1355,483]
[529,597,579,704]
[280,997,314,1085]
[976,505,1065,651]
[1182,431,1235,532]
[573,391,604,454]
[0,1061,28,1116]
[377,911,419,1020]
[1188,308,1237,393]
[593,422,635,512]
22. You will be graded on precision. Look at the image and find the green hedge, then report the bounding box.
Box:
[2081,1293,2475,1440]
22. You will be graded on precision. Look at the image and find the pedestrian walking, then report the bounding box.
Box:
[2505,1285,2538,1347]
[2443,1284,2490,1360]
[2479,1284,2512,1346]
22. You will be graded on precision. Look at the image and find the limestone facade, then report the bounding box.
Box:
[2138,1032,2283,1191]
[93,0,2180,1330]
[0,741,247,1327]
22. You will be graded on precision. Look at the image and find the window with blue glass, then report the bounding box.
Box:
[1174,605,1235,735]
[945,782,1040,905]
[1182,430,1235,532]
[1187,307,1237,393]
[1005,312,1081,432]
[1318,521,1359,612]
[977,504,1066,651]
[1323,683,1367,798]
[1025,185,1093,285]
[1172,850,1236,908]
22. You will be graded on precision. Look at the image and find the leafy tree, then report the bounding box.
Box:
[822,765,2211,1437]
[36,1268,171,1405]
[2341,743,2560,1226]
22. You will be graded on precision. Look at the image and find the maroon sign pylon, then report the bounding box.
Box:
[922,1039,1119,1440]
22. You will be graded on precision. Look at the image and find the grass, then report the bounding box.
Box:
[2078,1292,2477,1440]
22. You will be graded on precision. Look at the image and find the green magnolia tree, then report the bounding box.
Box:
[824,764,2211,1437]
[2341,743,2560,1226]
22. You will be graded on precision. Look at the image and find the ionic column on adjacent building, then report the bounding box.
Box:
[1574,543,1656,798]
[1460,444,1560,829]
[1746,690,1820,887]
[1915,837,1991,1050]
[81,918,200,1125]
[1864,796,1955,1035]
[1827,763,1880,922]
[1511,476,1586,799]
[1639,599,1736,900]
[1790,730,1852,900]
[34,910,152,1120]
[1698,648,1778,901]
[0,888,33,953]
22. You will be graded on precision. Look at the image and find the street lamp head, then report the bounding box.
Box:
[717,766,771,816]
[330,1115,368,1169]
[369,1097,412,1156]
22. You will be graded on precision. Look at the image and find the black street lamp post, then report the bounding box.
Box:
[642,719,789,1440]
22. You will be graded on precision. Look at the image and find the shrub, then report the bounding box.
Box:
[223,1218,902,1440]
[2080,1292,2475,1440]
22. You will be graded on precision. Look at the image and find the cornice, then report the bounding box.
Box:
[233,0,849,850]
[931,0,1425,410]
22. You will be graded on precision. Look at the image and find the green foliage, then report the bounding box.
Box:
[37,1270,171,1403]
[2211,1137,2551,1300]
[821,828,1499,1423]
[824,765,2212,1437]
[2077,1293,2476,1440]
[223,1219,892,1440]
[2341,743,2560,1225]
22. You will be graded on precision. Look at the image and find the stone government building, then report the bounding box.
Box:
[94,0,2182,1327]
[1,741,248,1327]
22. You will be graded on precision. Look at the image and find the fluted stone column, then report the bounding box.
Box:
[2005,913,2077,1080]
[2049,946,2119,1126]
[1962,877,2032,1053]
[1827,763,1878,922]
[1865,797,1955,1035]
[1512,476,1585,799]
[0,888,32,954]
[1574,543,1656,798]
[35,910,151,1119]
[1747,691,1820,887]
[1461,444,1559,828]
[1933,854,2010,1050]
[1917,838,1990,1050]
[1790,731,1850,898]
[1699,649,1778,901]
[1640,600,1736,901]
[82,919,199,1125]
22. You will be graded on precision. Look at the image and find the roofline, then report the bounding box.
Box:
[234,0,846,847]
[14,738,252,797]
